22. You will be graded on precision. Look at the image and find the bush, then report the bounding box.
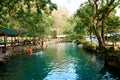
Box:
[76,39,84,45]
[83,42,96,52]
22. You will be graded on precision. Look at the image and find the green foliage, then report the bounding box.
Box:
[0,0,20,26]
[73,0,120,51]
[63,2,94,41]
[0,0,57,38]
[73,2,94,41]
[51,30,57,38]
[105,12,120,33]
[105,11,120,43]
[18,12,54,37]
[83,42,96,52]
[88,0,120,51]
[62,17,75,39]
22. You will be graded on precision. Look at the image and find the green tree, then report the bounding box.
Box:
[73,3,94,43]
[0,0,57,47]
[51,30,57,38]
[105,12,120,34]
[88,0,120,53]
[63,17,75,39]
[0,0,57,28]
[105,12,120,49]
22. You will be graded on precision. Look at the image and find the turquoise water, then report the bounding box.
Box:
[0,43,120,80]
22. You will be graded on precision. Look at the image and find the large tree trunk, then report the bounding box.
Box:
[88,0,111,65]
[93,14,108,65]
[92,1,106,53]
[88,0,120,66]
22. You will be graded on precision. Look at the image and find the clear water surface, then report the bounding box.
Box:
[0,43,120,80]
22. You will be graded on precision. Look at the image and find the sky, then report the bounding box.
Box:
[116,8,120,16]
[51,0,87,16]
[51,0,120,16]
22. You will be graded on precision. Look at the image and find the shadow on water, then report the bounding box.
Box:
[85,52,120,79]
[0,54,51,80]
[99,65,120,80]
[0,65,7,76]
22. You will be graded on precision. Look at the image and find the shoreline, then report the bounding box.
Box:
[77,42,120,70]
[0,40,60,64]
[0,44,43,65]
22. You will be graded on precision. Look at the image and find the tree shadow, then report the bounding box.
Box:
[99,65,120,80]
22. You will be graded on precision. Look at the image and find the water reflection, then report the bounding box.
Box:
[0,43,120,80]
[44,43,78,80]
[44,63,77,80]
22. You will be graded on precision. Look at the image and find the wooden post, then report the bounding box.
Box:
[3,35,7,53]
[18,35,20,45]
[4,35,7,49]
[11,37,13,50]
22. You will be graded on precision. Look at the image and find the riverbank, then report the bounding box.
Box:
[0,39,67,65]
[0,46,24,65]
[78,41,120,69]
[0,44,44,65]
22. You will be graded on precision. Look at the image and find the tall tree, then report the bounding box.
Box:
[74,3,93,42]
[0,0,57,27]
[88,0,120,53]
[63,17,75,39]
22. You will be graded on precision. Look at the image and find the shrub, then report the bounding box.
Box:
[83,42,96,52]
